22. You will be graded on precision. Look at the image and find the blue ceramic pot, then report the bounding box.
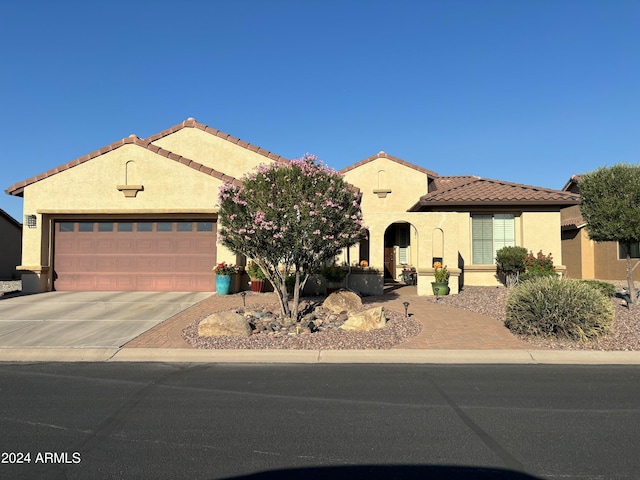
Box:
[216,275,231,295]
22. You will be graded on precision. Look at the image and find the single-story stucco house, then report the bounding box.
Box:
[561,174,640,282]
[5,118,580,295]
[0,208,22,280]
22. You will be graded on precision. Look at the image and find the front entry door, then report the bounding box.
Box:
[384,247,395,280]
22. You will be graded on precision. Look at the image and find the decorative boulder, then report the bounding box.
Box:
[322,290,362,314]
[340,307,386,332]
[198,311,252,338]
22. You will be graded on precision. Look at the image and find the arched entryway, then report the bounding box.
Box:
[383,222,418,281]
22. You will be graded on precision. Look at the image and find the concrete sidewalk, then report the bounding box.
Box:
[1,287,638,364]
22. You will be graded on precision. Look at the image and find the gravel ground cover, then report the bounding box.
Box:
[435,285,640,351]
[183,305,422,350]
[0,280,21,296]
[184,283,639,351]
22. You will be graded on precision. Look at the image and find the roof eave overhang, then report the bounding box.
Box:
[416,199,581,208]
[5,186,24,197]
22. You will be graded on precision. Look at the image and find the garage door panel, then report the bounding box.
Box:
[96,239,117,253]
[154,276,176,291]
[76,239,95,254]
[73,275,96,290]
[195,276,216,290]
[135,239,156,253]
[76,258,95,272]
[195,238,216,251]
[56,238,76,254]
[156,239,176,253]
[54,220,216,292]
[116,276,135,290]
[95,258,117,271]
[95,275,118,290]
[136,257,157,271]
[154,257,175,272]
[117,239,135,252]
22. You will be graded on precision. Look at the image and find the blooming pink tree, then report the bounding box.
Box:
[218,154,366,320]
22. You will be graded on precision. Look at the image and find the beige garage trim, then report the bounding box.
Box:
[53,219,217,292]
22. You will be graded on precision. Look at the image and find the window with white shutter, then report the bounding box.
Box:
[472,214,515,264]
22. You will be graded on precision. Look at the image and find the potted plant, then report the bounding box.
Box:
[213,262,237,295]
[431,261,450,296]
[247,262,266,292]
[322,263,346,294]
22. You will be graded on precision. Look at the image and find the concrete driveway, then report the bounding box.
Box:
[0,291,211,348]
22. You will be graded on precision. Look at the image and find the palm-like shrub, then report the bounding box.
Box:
[505,276,614,341]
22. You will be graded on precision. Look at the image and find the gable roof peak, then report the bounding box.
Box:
[145,118,287,163]
[5,121,250,197]
[340,151,438,177]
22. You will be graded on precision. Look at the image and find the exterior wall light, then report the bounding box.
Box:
[25,215,37,228]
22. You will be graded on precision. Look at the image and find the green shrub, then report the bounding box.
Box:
[505,276,614,341]
[496,246,528,273]
[496,246,528,286]
[579,280,616,298]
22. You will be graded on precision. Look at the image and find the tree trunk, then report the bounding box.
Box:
[261,263,290,318]
[626,250,638,306]
[290,271,310,321]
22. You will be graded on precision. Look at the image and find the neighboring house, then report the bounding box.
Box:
[561,175,640,282]
[5,118,580,295]
[0,209,22,280]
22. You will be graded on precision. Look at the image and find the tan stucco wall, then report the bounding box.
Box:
[151,128,278,179]
[342,158,429,213]
[520,211,563,263]
[594,241,640,282]
[19,143,225,291]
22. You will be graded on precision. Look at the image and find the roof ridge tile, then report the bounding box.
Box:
[340,151,438,177]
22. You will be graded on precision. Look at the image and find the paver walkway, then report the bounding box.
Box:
[125,286,530,350]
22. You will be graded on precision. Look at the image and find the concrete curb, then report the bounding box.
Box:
[2,348,640,364]
[0,348,119,362]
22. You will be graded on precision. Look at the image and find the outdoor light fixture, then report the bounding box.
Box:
[25,215,37,228]
[403,301,410,318]
[241,291,246,307]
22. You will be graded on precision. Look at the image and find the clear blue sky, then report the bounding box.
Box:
[1,0,639,222]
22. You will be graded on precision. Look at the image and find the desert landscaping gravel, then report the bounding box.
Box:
[0,280,21,295]
[435,285,640,351]
[183,305,422,350]
[184,285,639,351]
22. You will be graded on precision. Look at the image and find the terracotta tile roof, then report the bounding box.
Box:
[411,177,581,210]
[145,118,288,163]
[5,118,287,197]
[562,174,582,193]
[561,215,587,230]
[431,175,479,191]
[340,151,438,177]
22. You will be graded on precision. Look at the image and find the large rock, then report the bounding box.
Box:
[340,306,386,332]
[322,290,362,314]
[198,311,252,338]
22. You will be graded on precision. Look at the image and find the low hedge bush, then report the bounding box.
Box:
[579,280,616,298]
[505,276,614,341]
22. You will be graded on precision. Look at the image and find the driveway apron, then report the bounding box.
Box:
[0,291,211,348]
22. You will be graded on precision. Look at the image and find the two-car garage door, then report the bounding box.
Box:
[53,219,217,291]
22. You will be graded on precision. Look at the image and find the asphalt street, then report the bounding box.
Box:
[0,363,639,480]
